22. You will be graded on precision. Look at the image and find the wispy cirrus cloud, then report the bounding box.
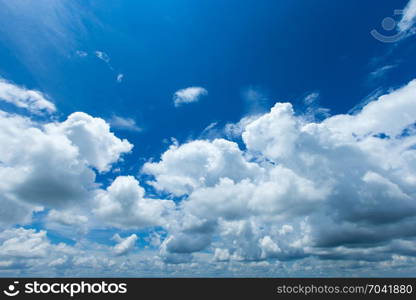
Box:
[109,115,141,132]
[94,51,110,64]
[398,0,416,32]
[369,64,397,79]
[116,73,124,83]
[75,50,88,58]
[241,86,269,114]
[0,79,56,114]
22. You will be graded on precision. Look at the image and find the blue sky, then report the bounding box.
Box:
[0,0,416,276]
[1,0,415,161]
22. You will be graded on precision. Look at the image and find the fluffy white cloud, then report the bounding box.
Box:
[93,176,175,229]
[0,228,50,258]
[173,87,207,107]
[46,209,89,235]
[46,112,133,172]
[316,79,416,139]
[147,78,416,266]
[143,139,263,196]
[0,227,141,276]
[0,110,132,227]
[2,74,416,275]
[112,234,138,256]
[47,210,88,227]
[242,102,299,160]
[0,79,56,114]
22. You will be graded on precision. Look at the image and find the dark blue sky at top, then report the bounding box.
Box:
[0,0,415,178]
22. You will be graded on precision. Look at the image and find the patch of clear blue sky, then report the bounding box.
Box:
[0,0,415,245]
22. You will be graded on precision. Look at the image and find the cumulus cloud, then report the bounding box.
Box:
[317,79,416,137]
[242,103,299,160]
[173,87,207,107]
[0,228,50,258]
[0,109,132,227]
[0,227,141,276]
[46,209,89,235]
[0,79,56,114]
[112,234,138,256]
[143,139,264,196]
[47,209,88,227]
[93,176,175,229]
[2,74,416,275]
[144,78,416,266]
[47,112,133,172]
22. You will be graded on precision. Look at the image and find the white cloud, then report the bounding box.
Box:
[241,86,268,113]
[242,103,299,160]
[143,139,264,196]
[224,115,260,139]
[0,79,56,114]
[303,92,320,105]
[0,109,132,227]
[75,50,88,57]
[109,115,141,132]
[301,92,330,121]
[144,78,416,266]
[46,209,89,235]
[279,225,294,235]
[369,65,396,79]
[47,112,133,172]
[399,0,416,32]
[93,176,175,229]
[1,74,416,275]
[0,227,139,276]
[203,122,218,132]
[173,87,207,107]
[0,228,50,258]
[94,51,110,63]
[214,248,230,261]
[47,209,88,227]
[317,79,416,138]
[112,234,138,256]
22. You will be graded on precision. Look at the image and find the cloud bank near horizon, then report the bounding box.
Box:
[0,78,416,276]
